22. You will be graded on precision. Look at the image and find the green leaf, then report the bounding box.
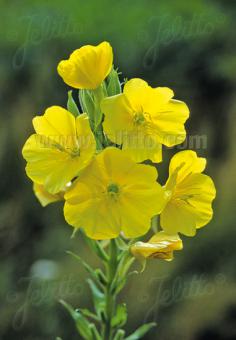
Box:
[95,268,108,286]
[67,91,80,116]
[76,308,99,322]
[115,237,129,251]
[66,251,103,289]
[114,329,126,340]
[87,279,105,316]
[106,68,121,96]
[81,232,109,262]
[89,323,102,340]
[94,241,109,261]
[59,300,92,339]
[111,251,135,294]
[125,323,156,340]
[79,89,95,128]
[112,303,127,327]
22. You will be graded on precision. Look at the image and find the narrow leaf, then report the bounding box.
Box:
[125,322,156,340]
[112,303,127,327]
[89,323,102,340]
[87,279,105,316]
[77,308,99,322]
[114,329,126,340]
[59,300,92,339]
[66,251,102,288]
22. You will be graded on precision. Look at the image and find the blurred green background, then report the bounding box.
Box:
[0,0,236,339]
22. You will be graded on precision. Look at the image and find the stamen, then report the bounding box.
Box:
[107,183,120,199]
[133,112,146,125]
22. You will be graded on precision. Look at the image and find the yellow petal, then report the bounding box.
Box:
[120,181,165,238]
[64,189,121,239]
[64,147,165,239]
[175,173,216,228]
[102,92,163,162]
[169,150,206,183]
[33,106,76,140]
[160,200,197,236]
[103,79,188,162]
[22,110,96,194]
[102,94,134,144]
[75,113,97,169]
[57,41,113,89]
[123,78,149,112]
[23,135,83,194]
[122,131,163,163]
[152,99,189,146]
[123,79,174,113]
[33,183,63,207]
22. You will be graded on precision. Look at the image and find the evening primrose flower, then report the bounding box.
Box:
[64,147,165,240]
[131,231,183,261]
[160,150,216,236]
[22,106,96,194]
[101,78,189,163]
[57,41,113,89]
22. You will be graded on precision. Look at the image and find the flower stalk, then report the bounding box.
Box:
[63,235,146,340]
[103,239,118,340]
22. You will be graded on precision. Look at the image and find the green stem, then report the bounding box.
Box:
[103,239,118,340]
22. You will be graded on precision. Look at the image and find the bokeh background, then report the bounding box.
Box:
[0,0,236,339]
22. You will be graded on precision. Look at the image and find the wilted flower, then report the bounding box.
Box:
[131,231,183,261]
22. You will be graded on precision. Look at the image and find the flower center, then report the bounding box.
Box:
[107,183,120,199]
[70,147,80,157]
[133,112,146,125]
[164,190,173,201]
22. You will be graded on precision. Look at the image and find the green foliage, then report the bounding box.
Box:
[125,323,157,340]
[106,68,122,96]
[60,300,94,339]
[67,90,80,116]
[61,237,137,339]
[112,303,127,328]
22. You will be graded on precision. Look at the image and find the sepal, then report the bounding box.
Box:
[106,68,121,96]
[111,303,127,327]
[67,90,80,116]
[79,89,95,128]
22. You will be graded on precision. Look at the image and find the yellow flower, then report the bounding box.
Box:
[22,106,96,194]
[64,147,165,240]
[101,78,189,163]
[57,41,113,89]
[131,231,183,261]
[160,150,216,236]
[33,183,64,207]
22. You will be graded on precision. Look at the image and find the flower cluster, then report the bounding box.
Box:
[22,41,216,261]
